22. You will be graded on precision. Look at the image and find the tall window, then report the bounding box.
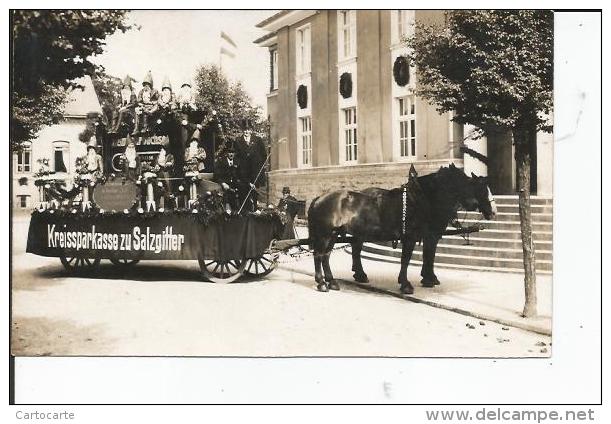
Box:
[53,141,69,173]
[17,195,29,208]
[299,116,312,167]
[296,26,311,74]
[16,143,32,173]
[398,96,416,158]
[393,10,414,44]
[338,10,356,60]
[342,107,358,163]
[397,10,408,40]
[270,48,278,91]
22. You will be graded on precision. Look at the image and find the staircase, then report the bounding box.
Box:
[359,195,553,275]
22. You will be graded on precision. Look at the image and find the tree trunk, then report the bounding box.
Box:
[513,126,537,318]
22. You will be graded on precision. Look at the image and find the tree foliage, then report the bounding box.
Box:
[11,10,133,147]
[193,64,263,141]
[405,10,553,136]
[91,70,125,125]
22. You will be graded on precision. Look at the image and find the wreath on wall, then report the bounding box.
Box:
[339,72,353,99]
[393,56,410,87]
[297,85,308,109]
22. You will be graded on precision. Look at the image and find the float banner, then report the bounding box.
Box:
[26,211,283,261]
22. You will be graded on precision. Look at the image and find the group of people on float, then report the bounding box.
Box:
[81,71,269,213]
[111,71,196,136]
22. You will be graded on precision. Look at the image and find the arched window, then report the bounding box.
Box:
[53,141,70,173]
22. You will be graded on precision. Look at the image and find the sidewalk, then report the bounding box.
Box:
[284,227,552,336]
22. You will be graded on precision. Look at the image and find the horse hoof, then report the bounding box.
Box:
[328,281,340,290]
[420,278,437,288]
[353,273,369,284]
[317,283,329,292]
[400,283,414,295]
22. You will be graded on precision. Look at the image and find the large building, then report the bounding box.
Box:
[254,10,553,204]
[12,76,102,210]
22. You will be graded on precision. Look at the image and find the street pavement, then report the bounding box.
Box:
[11,215,551,357]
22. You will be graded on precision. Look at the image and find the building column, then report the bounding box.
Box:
[463,124,488,177]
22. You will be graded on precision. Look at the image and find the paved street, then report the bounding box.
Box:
[11,215,550,357]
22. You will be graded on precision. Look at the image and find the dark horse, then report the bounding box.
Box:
[307,164,496,294]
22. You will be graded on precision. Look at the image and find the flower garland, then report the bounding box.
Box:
[297,85,308,109]
[339,72,353,99]
[31,190,284,229]
[393,56,410,87]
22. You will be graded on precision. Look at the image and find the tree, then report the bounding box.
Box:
[193,64,263,146]
[405,10,553,317]
[11,10,133,147]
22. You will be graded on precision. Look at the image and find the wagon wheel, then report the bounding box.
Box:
[243,253,278,277]
[109,257,141,267]
[198,258,246,284]
[59,253,101,274]
[109,251,143,267]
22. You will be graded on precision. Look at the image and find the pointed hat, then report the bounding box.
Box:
[190,129,201,141]
[161,76,172,91]
[143,71,154,87]
[122,75,133,88]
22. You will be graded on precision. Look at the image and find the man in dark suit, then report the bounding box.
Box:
[233,120,267,212]
[277,186,300,239]
[213,146,241,212]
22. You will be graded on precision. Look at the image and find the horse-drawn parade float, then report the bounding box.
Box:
[26,72,497,293]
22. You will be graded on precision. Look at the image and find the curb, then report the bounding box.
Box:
[280,266,552,337]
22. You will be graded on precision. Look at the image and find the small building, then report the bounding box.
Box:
[12,76,102,210]
[254,10,553,204]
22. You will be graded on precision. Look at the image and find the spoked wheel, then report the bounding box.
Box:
[243,253,278,278]
[198,258,246,284]
[59,254,101,274]
[109,251,142,267]
[109,257,140,267]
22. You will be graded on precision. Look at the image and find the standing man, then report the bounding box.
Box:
[122,138,141,182]
[213,146,241,212]
[277,186,300,239]
[154,138,175,208]
[234,119,267,212]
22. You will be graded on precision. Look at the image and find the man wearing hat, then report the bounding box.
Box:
[158,76,176,111]
[122,137,141,182]
[176,81,196,112]
[184,129,207,174]
[134,71,159,135]
[154,138,175,208]
[277,186,300,239]
[112,75,137,135]
[213,146,241,211]
[233,119,267,211]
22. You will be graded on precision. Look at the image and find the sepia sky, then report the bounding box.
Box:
[92,10,276,111]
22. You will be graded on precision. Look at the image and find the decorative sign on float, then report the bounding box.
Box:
[94,179,140,211]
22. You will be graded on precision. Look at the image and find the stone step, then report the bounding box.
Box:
[440,235,552,250]
[461,218,553,232]
[493,195,553,206]
[353,247,552,275]
[370,241,552,262]
[462,211,553,223]
[496,205,553,214]
[432,244,552,261]
[468,229,553,241]
[361,243,553,272]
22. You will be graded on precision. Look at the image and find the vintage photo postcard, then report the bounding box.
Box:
[10,9,557,361]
